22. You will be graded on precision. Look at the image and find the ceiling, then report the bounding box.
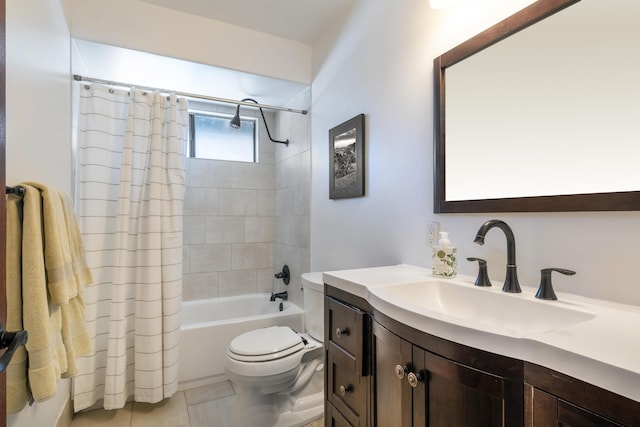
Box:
[140,0,356,45]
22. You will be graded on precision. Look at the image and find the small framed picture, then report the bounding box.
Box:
[329,114,365,199]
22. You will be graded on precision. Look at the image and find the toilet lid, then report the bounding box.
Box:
[228,326,304,362]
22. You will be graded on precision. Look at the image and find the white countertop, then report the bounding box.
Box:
[323,264,640,402]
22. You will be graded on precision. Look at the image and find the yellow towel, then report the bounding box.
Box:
[59,192,93,292]
[19,184,64,402]
[6,184,93,407]
[6,194,29,413]
[58,191,92,375]
[24,182,76,305]
[59,296,91,377]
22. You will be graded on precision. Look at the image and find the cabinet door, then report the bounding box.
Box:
[525,385,557,427]
[525,364,640,427]
[526,386,624,427]
[373,321,412,427]
[415,345,519,426]
[558,400,624,427]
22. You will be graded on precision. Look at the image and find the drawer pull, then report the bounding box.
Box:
[407,372,423,388]
[339,384,353,396]
[335,327,349,338]
[394,364,409,379]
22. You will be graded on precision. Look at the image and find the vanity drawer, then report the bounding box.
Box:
[327,297,366,372]
[326,402,355,427]
[327,343,366,427]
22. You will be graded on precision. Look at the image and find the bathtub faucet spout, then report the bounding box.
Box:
[270,291,288,302]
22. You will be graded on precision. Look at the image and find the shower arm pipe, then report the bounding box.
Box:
[73,75,308,115]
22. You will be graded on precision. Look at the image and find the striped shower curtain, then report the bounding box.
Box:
[72,84,189,411]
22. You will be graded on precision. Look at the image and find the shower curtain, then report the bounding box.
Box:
[72,84,189,411]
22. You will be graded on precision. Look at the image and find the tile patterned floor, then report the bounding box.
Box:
[70,381,323,427]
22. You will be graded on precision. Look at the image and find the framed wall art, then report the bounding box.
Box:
[329,114,365,199]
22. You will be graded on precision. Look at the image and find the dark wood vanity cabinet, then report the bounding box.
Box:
[325,292,372,427]
[325,285,640,427]
[373,320,522,426]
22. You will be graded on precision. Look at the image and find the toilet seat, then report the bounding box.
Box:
[228,326,305,362]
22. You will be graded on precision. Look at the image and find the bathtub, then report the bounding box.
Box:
[178,293,304,389]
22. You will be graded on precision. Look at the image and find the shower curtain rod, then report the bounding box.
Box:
[73,75,308,115]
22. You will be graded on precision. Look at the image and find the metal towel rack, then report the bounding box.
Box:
[6,185,26,196]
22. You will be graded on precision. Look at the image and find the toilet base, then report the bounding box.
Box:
[273,391,324,427]
[231,363,324,427]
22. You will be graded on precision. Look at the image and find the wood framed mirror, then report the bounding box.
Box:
[434,0,640,213]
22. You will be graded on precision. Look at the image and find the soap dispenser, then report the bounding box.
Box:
[432,231,457,278]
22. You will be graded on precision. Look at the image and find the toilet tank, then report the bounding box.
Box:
[301,272,324,342]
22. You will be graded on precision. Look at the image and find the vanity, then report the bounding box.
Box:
[323,265,640,427]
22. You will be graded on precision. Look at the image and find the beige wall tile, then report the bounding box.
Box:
[184,187,218,215]
[231,162,275,190]
[182,272,219,301]
[256,190,275,216]
[190,244,231,273]
[257,268,275,293]
[218,189,256,216]
[206,216,245,243]
[218,269,257,296]
[245,216,274,243]
[184,215,205,245]
[188,158,232,188]
[231,243,271,270]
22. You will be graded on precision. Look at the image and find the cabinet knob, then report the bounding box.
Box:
[339,384,353,396]
[407,372,423,388]
[394,364,409,379]
[335,327,349,338]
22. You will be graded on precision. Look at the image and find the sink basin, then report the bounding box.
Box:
[375,280,596,337]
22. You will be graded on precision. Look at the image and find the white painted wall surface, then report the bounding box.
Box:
[6,0,73,193]
[6,0,74,425]
[67,0,312,85]
[310,0,640,306]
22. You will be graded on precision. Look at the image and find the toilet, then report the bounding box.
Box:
[225,272,325,427]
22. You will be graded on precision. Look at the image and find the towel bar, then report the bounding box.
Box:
[5,185,26,196]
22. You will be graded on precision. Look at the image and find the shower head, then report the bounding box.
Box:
[229,98,289,146]
[229,105,242,129]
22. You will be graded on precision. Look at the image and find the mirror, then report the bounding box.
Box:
[434,0,640,213]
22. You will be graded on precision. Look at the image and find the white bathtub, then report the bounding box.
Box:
[178,293,304,389]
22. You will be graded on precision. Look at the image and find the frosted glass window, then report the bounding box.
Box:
[189,112,257,162]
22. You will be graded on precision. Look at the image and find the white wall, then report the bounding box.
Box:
[310,0,640,307]
[67,0,312,85]
[6,0,73,192]
[6,0,73,425]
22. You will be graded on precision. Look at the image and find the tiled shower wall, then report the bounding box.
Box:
[182,92,311,307]
[274,88,312,308]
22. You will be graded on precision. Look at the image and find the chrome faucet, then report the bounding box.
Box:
[270,291,288,302]
[473,220,521,293]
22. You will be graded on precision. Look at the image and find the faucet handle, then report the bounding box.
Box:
[466,257,492,287]
[535,268,576,300]
[275,265,290,285]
